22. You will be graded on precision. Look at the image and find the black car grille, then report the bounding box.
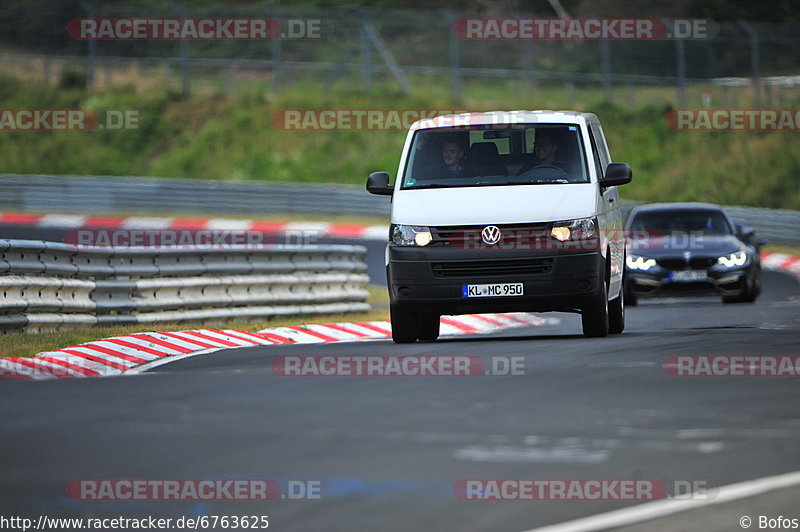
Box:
[657,257,717,270]
[689,257,717,269]
[656,258,686,270]
[432,258,553,278]
[431,223,549,247]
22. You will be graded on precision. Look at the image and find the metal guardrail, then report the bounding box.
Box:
[716,205,800,245]
[1,174,798,245]
[0,174,392,219]
[0,240,370,333]
[0,239,369,277]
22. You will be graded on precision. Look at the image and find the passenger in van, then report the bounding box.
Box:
[515,131,574,176]
[419,136,468,179]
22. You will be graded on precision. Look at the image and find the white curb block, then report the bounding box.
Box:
[0,313,556,380]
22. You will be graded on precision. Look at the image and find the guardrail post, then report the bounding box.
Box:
[443,10,462,102]
[565,80,575,106]
[517,11,534,99]
[675,35,687,108]
[172,1,191,98]
[626,83,636,108]
[738,21,761,106]
[43,56,51,85]
[225,64,234,95]
[264,5,283,92]
[601,39,612,103]
[359,16,372,92]
[272,16,283,91]
[78,0,96,89]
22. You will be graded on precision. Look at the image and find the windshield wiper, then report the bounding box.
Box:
[402,183,451,189]
[489,179,572,186]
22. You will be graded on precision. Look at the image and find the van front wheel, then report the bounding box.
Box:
[608,286,625,334]
[582,281,609,338]
[416,312,440,342]
[391,305,418,343]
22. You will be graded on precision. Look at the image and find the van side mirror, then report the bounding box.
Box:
[602,163,632,187]
[366,171,394,196]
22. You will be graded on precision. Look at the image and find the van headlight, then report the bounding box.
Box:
[626,255,657,271]
[391,225,433,246]
[550,217,597,242]
[717,251,748,268]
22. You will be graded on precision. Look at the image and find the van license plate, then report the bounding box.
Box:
[462,283,524,298]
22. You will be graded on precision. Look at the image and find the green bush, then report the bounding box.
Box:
[57,66,87,90]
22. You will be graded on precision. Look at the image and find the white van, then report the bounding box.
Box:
[366,111,632,342]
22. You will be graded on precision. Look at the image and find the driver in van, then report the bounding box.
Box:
[515,130,573,176]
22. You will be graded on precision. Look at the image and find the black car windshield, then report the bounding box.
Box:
[629,210,733,236]
[402,124,589,189]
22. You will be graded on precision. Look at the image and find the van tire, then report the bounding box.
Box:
[608,286,625,334]
[416,312,440,342]
[391,305,418,343]
[582,280,609,338]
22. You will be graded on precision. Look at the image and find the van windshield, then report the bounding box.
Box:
[402,124,589,189]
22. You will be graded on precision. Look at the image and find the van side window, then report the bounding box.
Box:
[589,123,611,169]
[587,129,605,181]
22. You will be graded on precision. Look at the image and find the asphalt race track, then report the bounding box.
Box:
[1,221,799,532]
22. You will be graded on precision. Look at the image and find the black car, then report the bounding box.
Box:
[624,203,763,305]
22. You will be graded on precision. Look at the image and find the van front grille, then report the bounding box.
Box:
[431,223,549,247]
[431,258,553,278]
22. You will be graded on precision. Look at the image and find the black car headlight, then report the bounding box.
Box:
[626,255,657,271]
[717,251,748,268]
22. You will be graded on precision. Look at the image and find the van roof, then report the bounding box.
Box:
[410,110,597,131]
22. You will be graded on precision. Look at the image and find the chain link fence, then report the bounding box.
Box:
[1,5,799,107]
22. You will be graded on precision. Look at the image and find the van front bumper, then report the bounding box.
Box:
[388,246,605,315]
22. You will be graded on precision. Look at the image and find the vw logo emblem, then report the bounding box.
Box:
[481,225,502,245]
